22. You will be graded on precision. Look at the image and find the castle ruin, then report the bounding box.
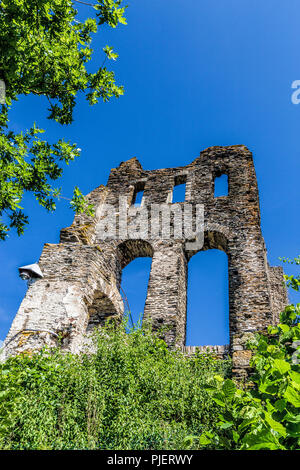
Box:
[1,145,288,378]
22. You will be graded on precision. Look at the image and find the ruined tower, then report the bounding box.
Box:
[1,146,288,377]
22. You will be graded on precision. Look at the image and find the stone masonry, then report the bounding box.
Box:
[1,146,288,378]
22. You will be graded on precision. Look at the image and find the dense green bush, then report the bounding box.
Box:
[0,321,230,450]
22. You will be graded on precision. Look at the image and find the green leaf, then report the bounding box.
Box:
[199,434,212,445]
[258,380,278,395]
[274,399,287,412]
[242,429,283,450]
[278,324,290,333]
[289,370,300,384]
[222,379,236,399]
[219,421,233,429]
[285,413,300,423]
[213,375,224,382]
[238,418,257,433]
[264,412,287,437]
[232,430,239,443]
[284,386,300,408]
[273,359,291,375]
[212,397,225,407]
[247,442,282,450]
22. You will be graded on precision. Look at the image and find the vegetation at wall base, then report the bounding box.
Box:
[0,321,231,450]
[0,312,299,450]
[0,257,299,450]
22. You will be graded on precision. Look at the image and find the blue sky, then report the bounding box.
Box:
[0,0,299,345]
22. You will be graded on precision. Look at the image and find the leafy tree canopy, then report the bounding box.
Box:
[0,0,127,240]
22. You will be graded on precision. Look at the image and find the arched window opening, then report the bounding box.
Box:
[121,257,152,328]
[186,249,229,346]
[214,174,228,197]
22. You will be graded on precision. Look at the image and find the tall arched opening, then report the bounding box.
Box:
[117,240,154,327]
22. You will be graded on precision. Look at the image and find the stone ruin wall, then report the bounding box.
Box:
[1,145,289,378]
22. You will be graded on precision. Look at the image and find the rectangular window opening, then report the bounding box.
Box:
[186,249,229,346]
[172,175,187,203]
[132,182,145,206]
[214,174,228,197]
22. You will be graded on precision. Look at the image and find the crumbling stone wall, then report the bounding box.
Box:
[1,145,288,378]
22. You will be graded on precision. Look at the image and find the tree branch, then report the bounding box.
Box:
[73,0,96,6]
